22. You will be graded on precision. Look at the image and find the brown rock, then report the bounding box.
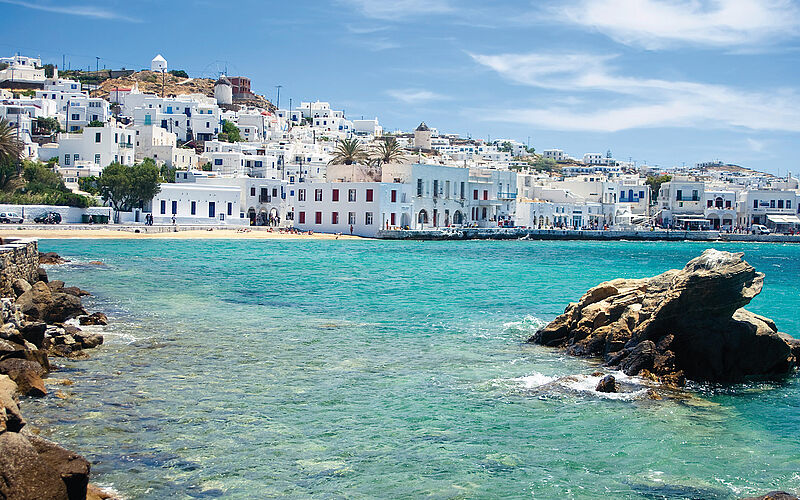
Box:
[595,374,617,393]
[16,281,53,319]
[79,312,108,326]
[0,374,25,432]
[87,261,105,266]
[63,286,91,297]
[740,492,799,500]
[0,431,69,500]
[12,278,32,297]
[27,433,91,500]
[73,332,103,349]
[37,266,49,283]
[19,321,47,348]
[39,252,68,265]
[45,293,88,324]
[0,358,48,396]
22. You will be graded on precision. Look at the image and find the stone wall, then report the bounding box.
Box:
[0,238,39,297]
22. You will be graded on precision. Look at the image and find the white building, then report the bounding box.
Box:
[150,183,244,225]
[150,55,167,73]
[39,125,136,168]
[0,55,45,86]
[542,149,567,162]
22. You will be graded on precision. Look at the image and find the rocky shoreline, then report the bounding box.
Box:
[529,249,800,388]
[1,251,116,500]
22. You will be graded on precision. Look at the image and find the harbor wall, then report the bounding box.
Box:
[0,237,39,296]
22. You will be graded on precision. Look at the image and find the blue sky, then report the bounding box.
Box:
[2,0,800,174]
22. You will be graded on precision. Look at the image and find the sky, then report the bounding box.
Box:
[2,0,800,174]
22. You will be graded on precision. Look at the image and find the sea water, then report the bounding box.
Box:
[24,239,800,499]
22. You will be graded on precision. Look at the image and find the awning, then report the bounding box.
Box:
[766,214,800,224]
[674,215,708,221]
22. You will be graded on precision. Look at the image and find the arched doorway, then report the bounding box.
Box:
[452,211,463,225]
[401,212,411,228]
[269,207,279,226]
[707,214,721,230]
[258,208,268,226]
[417,210,428,226]
[247,207,256,225]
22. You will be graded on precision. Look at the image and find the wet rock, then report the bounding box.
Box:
[87,484,117,500]
[39,252,68,265]
[79,312,108,326]
[63,286,91,297]
[16,282,87,324]
[740,492,799,500]
[46,293,88,324]
[12,278,32,297]
[26,433,91,500]
[0,358,48,396]
[529,250,798,384]
[0,347,50,373]
[595,374,617,393]
[0,431,69,500]
[73,332,103,350]
[48,280,66,292]
[16,281,54,319]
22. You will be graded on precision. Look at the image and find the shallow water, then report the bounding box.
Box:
[25,239,800,499]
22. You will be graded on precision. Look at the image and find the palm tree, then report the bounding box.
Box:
[371,137,406,166]
[0,118,23,166]
[328,137,369,165]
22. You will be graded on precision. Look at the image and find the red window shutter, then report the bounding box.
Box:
[391,190,397,202]
[315,211,322,224]
[473,189,478,200]
[391,213,396,225]
[366,189,374,202]
[332,189,339,202]
[299,212,305,224]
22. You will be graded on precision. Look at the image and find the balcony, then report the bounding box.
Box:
[497,191,517,199]
[119,143,133,149]
[259,195,272,203]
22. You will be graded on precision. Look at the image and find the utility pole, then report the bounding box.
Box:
[95,56,99,73]
[275,85,282,109]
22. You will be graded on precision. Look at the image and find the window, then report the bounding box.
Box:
[332,189,339,202]
[190,201,196,215]
[114,133,118,143]
[753,199,759,209]
[433,180,438,198]
[726,200,732,209]
[71,113,79,120]
[73,154,79,162]
[298,189,306,201]
[770,200,776,208]
[315,211,322,224]
[299,211,305,224]
[483,190,488,201]
[365,212,373,225]
[331,212,339,224]
[391,190,397,203]
[95,132,101,143]
[788,200,793,209]
[390,213,396,226]
[227,203,232,216]
[348,212,356,224]
[676,189,683,201]
[366,189,374,202]
[778,200,784,209]
[272,188,278,197]
[160,200,166,214]
[214,159,223,166]
[94,154,101,164]
[416,178,423,197]
[208,202,216,218]
[707,200,713,208]
[315,189,323,201]
[171,201,177,215]
[348,189,356,202]
[692,190,699,201]
[473,189,478,200]
[460,182,465,199]
[639,190,645,199]
[250,187,256,196]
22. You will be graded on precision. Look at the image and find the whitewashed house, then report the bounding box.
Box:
[39,125,136,167]
[0,55,45,86]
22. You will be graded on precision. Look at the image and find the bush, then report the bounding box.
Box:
[87,120,104,127]
[169,69,188,78]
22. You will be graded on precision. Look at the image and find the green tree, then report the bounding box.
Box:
[329,137,369,165]
[201,162,212,172]
[169,69,188,78]
[646,174,672,203]
[160,163,177,183]
[43,64,55,78]
[22,161,67,193]
[370,137,406,166]
[218,120,243,142]
[86,120,104,127]
[498,141,513,153]
[96,161,161,219]
[530,157,558,172]
[0,118,23,168]
[35,117,61,134]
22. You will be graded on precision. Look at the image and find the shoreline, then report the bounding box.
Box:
[0,227,362,240]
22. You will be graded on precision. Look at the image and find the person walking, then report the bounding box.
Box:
[350,224,354,236]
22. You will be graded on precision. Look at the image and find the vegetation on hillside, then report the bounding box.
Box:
[218,120,243,142]
[0,161,96,207]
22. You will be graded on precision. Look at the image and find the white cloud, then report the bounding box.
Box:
[469,51,800,133]
[386,89,448,104]
[557,0,800,49]
[342,0,453,20]
[0,0,139,21]
[746,138,765,152]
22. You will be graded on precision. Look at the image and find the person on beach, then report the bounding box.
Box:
[350,224,354,236]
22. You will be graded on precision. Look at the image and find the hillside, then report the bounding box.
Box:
[91,71,275,111]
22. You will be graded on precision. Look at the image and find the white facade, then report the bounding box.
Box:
[39,125,136,167]
[294,181,412,236]
[0,55,44,85]
[542,149,566,162]
[150,55,167,73]
[151,183,244,225]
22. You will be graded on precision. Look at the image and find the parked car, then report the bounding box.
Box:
[751,224,771,235]
[33,212,62,224]
[0,212,24,223]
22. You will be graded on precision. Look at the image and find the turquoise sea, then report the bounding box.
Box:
[24,239,800,499]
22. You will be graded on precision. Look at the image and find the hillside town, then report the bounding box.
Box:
[2,53,799,237]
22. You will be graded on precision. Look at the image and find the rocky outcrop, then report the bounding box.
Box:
[529,249,798,385]
[595,374,617,393]
[0,431,69,500]
[79,312,108,326]
[39,252,68,265]
[16,281,88,324]
[741,493,799,500]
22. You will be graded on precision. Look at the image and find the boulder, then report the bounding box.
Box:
[26,433,91,500]
[0,358,47,396]
[0,323,25,344]
[0,431,69,500]
[48,280,66,292]
[79,312,108,326]
[19,321,47,348]
[0,374,25,432]
[595,374,617,393]
[45,293,87,324]
[17,282,87,323]
[63,286,91,297]
[740,493,798,500]
[39,252,67,265]
[73,332,103,350]
[12,278,32,297]
[529,250,798,384]
[16,281,54,319]
[37,266,49,283]
[0,347,50,373]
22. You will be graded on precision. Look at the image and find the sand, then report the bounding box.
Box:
[0,227,361,240]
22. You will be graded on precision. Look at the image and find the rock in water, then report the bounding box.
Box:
[595,374,617,393]
[26,433,91,500]
[529,249,798,384]
[740,493,799,500]
[79,312,108,326]
[0,432,69,500]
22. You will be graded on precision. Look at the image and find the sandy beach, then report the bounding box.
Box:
[0,227,361,240]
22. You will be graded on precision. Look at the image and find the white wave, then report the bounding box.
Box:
[511,372,558,389]
[503,315,548,336]
[502,370,652,401]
